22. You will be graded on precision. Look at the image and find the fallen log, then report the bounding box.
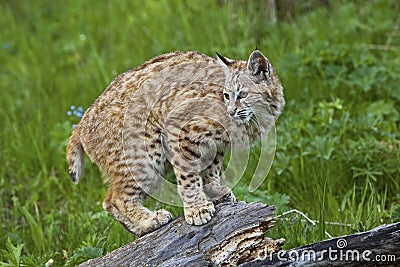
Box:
[78,201,284,267]
[78,200,400,266]
[241,221,400,266]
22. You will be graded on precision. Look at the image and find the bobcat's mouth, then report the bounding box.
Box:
[233,109,253,123]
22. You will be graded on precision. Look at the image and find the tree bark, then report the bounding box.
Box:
[78,201,284,267]
[241,222,400,266]
[78,201,400,266]
[268,0,278,24]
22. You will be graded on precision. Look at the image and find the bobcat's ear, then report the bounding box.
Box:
[216,52,234,66]
[247,50,271,80]
[216,52,233,77]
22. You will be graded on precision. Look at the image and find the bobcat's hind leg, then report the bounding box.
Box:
[103,180,172,237]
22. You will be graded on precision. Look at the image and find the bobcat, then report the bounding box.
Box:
[66,50,284,237]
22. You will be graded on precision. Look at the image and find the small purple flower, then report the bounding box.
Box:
[2,42,11,49]
[67,105,84,118]
[67,105,85,128]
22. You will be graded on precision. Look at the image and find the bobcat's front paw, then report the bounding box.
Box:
[225,191,237,202]
[184,202,215,226]
[153,209,173,227]
[210,190,237,205]
[137,209,173,237]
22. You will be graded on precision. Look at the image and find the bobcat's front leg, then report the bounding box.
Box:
[166,122,216,225]
[203,151,236,203]
[175,169,215,225]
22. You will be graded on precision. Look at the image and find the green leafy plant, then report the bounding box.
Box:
[0,238,24,267]
[65,235,109,266]
[391,194,400,223]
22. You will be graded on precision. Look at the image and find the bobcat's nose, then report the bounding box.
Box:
[227,106,236,116]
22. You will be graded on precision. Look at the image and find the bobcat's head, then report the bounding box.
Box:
[217,50,284,130]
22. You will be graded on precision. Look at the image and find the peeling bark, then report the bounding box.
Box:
[78,201,283,267]
[78,201,400,266]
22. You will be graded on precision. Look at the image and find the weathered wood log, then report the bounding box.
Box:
[241,222,400,267]
[78,201,284,267]
[78,199,400,267]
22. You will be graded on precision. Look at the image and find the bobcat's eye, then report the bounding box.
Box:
[223,93,230,100]
[237,91,248,100]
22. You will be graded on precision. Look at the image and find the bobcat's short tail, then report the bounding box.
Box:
[66,127,85,183]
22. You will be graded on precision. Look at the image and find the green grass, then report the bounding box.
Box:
[1,0,399,265]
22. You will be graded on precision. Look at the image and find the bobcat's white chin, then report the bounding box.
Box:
[231,112,253,124]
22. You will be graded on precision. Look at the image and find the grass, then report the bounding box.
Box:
[1,0,399,265]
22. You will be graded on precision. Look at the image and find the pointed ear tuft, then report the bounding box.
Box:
[216,52,232,78]
[247,50,271,78]
[216,52,233,66]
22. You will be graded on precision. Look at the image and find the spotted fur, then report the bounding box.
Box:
[66,50,284,236]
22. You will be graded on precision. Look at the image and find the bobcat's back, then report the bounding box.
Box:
[66,51,237,183]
